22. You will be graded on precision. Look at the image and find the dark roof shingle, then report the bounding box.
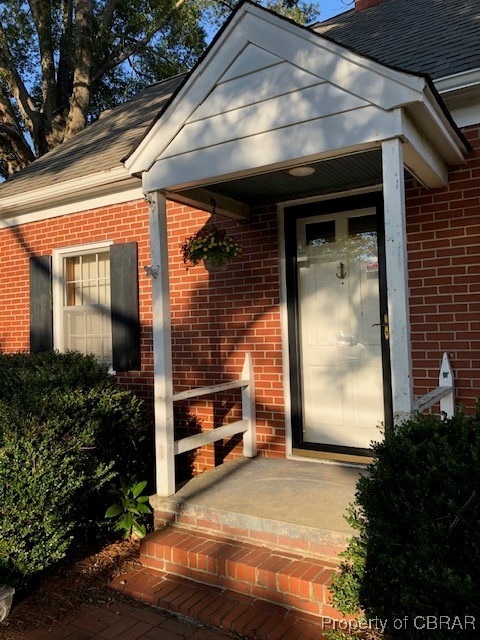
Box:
[314,0,480,79]
[0,75,185,199]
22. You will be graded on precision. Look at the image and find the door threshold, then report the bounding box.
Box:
[292,447,373,465]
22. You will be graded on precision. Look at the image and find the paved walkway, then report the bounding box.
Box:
[21,599,233,640]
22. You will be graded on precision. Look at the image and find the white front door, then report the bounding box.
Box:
[296,208,385,450]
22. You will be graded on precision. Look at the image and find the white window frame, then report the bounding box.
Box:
[52,240,114,362]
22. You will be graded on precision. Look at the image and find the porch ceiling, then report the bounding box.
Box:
[201,150,382,206]
[169,149,383,217]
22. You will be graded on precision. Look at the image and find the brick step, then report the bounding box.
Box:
[139,525,343,620]
[110,565,335,639]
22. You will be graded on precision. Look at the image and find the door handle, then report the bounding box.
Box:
[336,262,347,279]
[372,314,389,340]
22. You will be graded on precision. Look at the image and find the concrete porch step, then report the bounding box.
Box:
[139,525,341,620]
[110,565,334,639]
[153,502,348,562]
[151,458,358,563]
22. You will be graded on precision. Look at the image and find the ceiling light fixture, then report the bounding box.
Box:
[288,166,315,177]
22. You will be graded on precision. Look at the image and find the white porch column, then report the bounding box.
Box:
[148,191,175,496]
[382,138,414,423]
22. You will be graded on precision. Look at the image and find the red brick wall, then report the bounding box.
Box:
[0,199,154,394]
[407,124,480,411]
[1,123,479,469]
[0,198,285,473]
[166,203,285,470]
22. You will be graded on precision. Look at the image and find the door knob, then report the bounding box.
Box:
[372,314,389,340]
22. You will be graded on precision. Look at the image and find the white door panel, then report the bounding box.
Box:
[297,209,384,449]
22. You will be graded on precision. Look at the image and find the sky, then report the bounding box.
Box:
[316,0,351,21]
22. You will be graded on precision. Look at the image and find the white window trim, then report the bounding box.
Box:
[52,240,113,356]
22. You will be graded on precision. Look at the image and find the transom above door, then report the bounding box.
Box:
[285,195,392,461]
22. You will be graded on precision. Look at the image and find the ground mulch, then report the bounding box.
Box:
[0,539,141,639]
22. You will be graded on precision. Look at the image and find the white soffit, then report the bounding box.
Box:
[127,1,466,193]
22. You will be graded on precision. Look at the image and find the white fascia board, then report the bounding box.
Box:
[126,2,427,176]
[405,86,468,166]
[435,70,480,129]
[449,103,480,129]
[0,167,142,224]
[399,110,448,187]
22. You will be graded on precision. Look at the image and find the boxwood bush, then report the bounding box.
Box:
[331,411,480,639]
[0,351,151,590]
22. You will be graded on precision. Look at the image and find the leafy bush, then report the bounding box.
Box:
[330,411,480,639]
[105,478,152,539]
[0,351,151,589]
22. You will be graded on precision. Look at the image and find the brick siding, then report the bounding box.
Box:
[0,124,478,470]
[407,124,480,411]
[0,199,285,472]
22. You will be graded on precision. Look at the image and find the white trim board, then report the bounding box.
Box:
[52,240,113,356]
[0,187,144,229]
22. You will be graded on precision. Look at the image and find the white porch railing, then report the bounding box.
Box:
[172,352,257,461]
[412,352,454,417]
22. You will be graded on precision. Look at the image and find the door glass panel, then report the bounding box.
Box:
[306,220,335,246]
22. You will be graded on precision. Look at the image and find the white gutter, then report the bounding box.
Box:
[434,68,480,95]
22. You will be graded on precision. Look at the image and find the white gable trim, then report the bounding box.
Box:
[128,1,466,195]
[142,107,398,193]
[126,2,430,177]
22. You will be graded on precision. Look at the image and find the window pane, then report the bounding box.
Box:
[62,250,112,365]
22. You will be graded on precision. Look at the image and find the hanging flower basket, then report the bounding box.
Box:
[204,257,229,272]
[181,223,243,271]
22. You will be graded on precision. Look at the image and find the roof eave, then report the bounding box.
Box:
[0,167,140,220]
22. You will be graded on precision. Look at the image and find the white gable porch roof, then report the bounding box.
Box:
[126,1,467,207]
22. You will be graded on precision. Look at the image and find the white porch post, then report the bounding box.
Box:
[382,138,414,423]
[148,191,175,496]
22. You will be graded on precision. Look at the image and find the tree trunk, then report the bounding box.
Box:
[64,0,93,140]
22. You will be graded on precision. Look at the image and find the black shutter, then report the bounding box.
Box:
[110,242,141,371]
[29,255,53,353]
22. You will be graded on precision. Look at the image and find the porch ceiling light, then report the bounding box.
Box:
[288,166,315,177]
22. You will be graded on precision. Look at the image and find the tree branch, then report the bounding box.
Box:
[93,0,188,82]
[0,92,35,177]
[56,0,74,119]
[99,0,119,33]
[0,21,39,134]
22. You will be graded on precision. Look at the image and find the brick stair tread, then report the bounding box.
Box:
[139,526,341,619]
[110,565,333,640]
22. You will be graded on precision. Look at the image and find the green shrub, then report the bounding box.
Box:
[0,351,151,590]
[331,411,480,639]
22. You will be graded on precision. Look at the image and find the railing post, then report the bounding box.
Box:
[439,352,454,418]
[241,353,257,457]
